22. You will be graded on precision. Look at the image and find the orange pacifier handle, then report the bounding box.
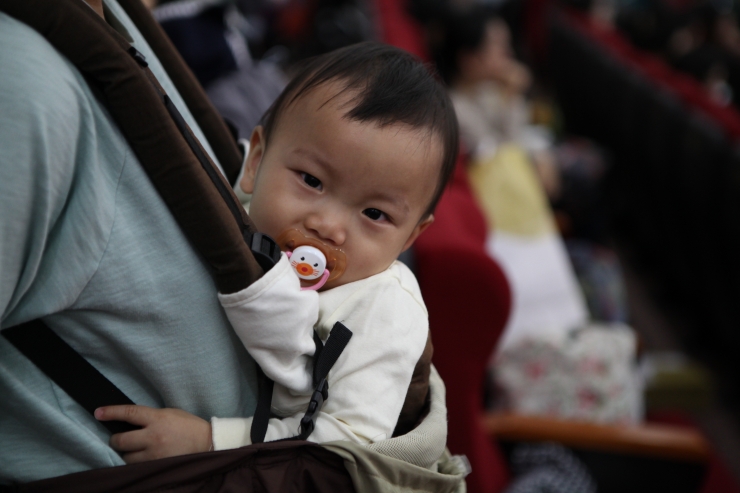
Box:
[276,229,347,288]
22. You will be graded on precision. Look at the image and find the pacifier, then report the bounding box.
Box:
[276,229,347,291]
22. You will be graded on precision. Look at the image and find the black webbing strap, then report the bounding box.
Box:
[249,365,275,445]
[294,322,353,441]
[250,322,352,444]
[2,320,139,435]
[312,323,352,388]
[249,333,323,444]
[312,331,325,378]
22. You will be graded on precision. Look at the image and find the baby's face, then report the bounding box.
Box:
[241,81,442,289]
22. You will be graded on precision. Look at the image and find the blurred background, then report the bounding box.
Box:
[147,0,740,490]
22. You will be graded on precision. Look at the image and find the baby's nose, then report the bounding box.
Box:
[305,212,346,246]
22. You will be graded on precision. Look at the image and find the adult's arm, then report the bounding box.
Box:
[0,6,259,483]
[0,13,131,481]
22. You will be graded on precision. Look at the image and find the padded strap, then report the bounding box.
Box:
[0,0,270,293]
[114,0,243,185]
[2,321,138,435]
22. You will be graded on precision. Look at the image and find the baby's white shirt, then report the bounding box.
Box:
[214,255,429,448]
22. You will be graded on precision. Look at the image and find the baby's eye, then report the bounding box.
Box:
[363,208,387,221]
[301,172,322,190]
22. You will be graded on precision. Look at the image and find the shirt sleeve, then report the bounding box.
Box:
[218,255,319,393]
[211,410,373,450]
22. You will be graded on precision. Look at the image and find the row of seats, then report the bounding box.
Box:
[550,8,740,419]
[372,0,722,492]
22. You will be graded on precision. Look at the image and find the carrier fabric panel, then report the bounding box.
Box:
[12,441,355,493]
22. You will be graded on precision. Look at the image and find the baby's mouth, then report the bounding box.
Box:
[276,229,347,284]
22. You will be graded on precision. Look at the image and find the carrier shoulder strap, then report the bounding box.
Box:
[250,322,353,444]
[113,0,243,185]
[2,320,139,435]
[0,0,278,294]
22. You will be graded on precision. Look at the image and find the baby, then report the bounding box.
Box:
[95,42,458,461]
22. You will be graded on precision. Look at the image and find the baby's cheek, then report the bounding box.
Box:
[344,256,377,284]
[252,209,282,239]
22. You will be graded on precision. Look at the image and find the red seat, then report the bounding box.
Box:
[415,161,512,493]
[371,3,514,490]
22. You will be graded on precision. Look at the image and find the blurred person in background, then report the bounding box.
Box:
[411,0,638,428]
[435,4,561,198]
[425,2,590,341]
[152,0,287,139]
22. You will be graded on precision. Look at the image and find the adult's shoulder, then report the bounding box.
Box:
[0,13,124,326]
[0,13,94,133]
[0,12,120,217]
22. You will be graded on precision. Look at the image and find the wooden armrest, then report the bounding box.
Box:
[484,413,711,462]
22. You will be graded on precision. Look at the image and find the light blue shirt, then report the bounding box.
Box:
[0,1,257,483]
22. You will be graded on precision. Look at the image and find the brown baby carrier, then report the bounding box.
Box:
[0,0,467,491]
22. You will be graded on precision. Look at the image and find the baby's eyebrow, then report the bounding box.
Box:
[371,192,410,216]
[291,147,336,173]
[291,146,410,217]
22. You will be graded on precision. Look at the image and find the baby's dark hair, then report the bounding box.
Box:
[260,42,458,218]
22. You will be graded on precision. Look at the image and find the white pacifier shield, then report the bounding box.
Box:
[290,245,327,280]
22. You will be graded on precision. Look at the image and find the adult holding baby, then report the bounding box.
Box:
[0,0,262,484]
[0,0,460,491]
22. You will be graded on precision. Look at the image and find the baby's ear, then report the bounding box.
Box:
[401,214,434,253]
[240,126,265,194]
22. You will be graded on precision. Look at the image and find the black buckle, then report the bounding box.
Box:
[299,378,329,439]
[127,46,148,67]
[250,232,281,273]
